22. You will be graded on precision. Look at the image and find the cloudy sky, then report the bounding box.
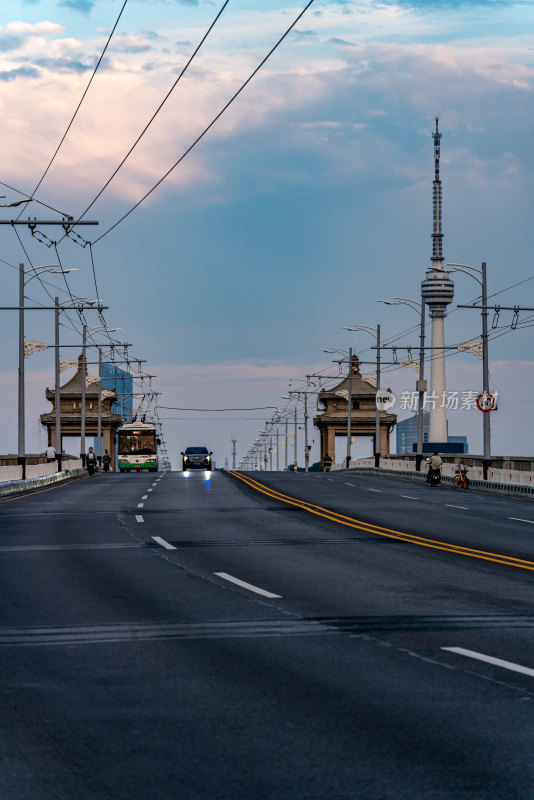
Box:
[0,0,533,467]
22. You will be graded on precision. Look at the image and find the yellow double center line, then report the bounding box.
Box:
[228,471,534,573]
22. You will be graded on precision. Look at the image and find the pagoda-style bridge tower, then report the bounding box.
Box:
[40,356,122,464]
[314,357,396,465]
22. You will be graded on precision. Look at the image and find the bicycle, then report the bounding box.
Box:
[453,465,469,489]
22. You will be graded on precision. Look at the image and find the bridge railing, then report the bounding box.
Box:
[0,459,84,484]
[331,457,534,489]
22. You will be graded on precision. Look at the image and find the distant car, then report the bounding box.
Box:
[181,446,213,471]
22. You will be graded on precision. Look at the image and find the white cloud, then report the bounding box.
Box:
[6,20,64,36]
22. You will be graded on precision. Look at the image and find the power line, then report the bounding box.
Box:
[69,0,231,231]
[92,0,316,244]
[157,405,279,412]
[24,0,129,205]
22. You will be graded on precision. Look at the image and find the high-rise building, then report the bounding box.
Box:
[100,363,133,423]
[396,411,430,454]
[421,118,455,445]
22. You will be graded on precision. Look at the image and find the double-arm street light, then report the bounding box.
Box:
[282,392,313,472]
[343,324,381,467]
[379,298,426,469]
[12,264,78,474]
[448,262,491,477]
[322,346,354,468]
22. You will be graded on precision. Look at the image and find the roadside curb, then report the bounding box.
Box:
[0,468,87,498]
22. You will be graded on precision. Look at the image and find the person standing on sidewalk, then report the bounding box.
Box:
[46,444,56,463]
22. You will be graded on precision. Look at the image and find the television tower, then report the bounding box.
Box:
[421,118,454,444]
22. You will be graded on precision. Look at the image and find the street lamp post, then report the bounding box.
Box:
[379,298,426,470]
[343,325,381,467]
[80,323,87,461]
[304,393,309,472]
[97,347,102,464]
[448,262,491,478]
[322,346,354,468]
[17,264,78,477]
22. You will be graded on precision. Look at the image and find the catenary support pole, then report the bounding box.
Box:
[482,262,491,480]
[54,298,62,472]
[304,393,309,473]
[80,324,87,462]
[416,301,426,471]
[346,347,353,468]
[375,323,381,468]
[18,263,26,479]
[97,347,102,464]
[294,406,298,472]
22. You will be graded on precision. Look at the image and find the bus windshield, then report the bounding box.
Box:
[118,432,156,455]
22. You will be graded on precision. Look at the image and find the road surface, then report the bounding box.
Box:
[1,467,534,798]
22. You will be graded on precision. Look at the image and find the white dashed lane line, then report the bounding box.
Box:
[137,503,144,509]
[442,647,534,678]
[509,517,534,524]
[148,488,153,492]
[214,572,282,599]
[142,495,148,500]
[345,483,355,487]
[152,536,176,550]
[400,495,418,500]
[445,504,469,510]
[135,515,144,523]
[368,489,382,493]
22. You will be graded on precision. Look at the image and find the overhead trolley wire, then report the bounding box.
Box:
[21,0,129,208]
[69,0,231,231]
[92,0,316,244]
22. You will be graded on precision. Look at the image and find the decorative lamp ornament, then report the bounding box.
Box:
[24,339,48,359]
[458,339,483,360]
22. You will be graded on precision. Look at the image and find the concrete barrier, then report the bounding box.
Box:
[332,459,534,499]
[0,465,86,498]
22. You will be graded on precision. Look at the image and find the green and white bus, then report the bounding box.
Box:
[117,422,160,472]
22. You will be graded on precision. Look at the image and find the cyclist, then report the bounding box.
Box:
[427,451,442,483]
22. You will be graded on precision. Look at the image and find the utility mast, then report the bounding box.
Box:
[421,118,454,445]
[231,436,237,469]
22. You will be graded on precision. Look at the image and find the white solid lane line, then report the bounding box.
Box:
[509,517,534,524]
[442,647,534,678]
[137,503,144,509]
[152,536,176,550]
[142,495,148,500]
[135,515,144,523]
[214,572,282,599]
[445,504,469,510]
[401,495,418,500]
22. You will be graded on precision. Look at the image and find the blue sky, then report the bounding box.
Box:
[0,0,533,465]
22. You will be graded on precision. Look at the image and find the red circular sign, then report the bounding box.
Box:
[476,392,496,412]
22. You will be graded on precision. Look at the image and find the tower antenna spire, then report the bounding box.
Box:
[431,116,443,268]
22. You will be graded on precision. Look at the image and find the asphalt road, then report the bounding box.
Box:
[1,467,534,799]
